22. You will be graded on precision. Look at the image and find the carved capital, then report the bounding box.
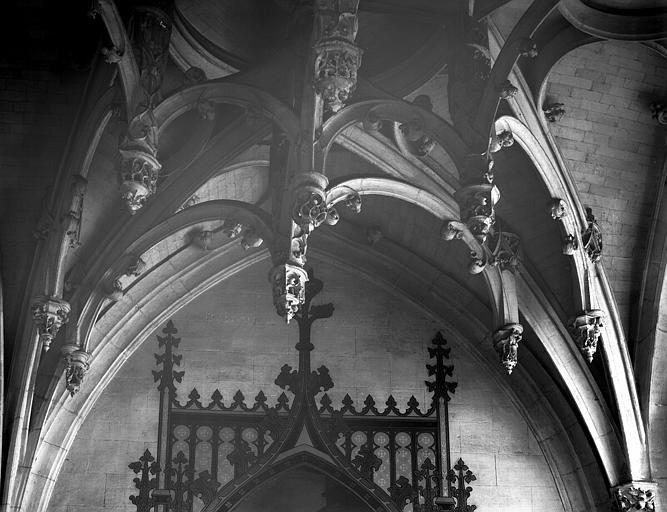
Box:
[455,183,500,244]
[62,346,91,397]
[492,323,523,374]
[570,309,605,363]
[269,264,309,323]
[613,482,657,511]
[31,296,71,351]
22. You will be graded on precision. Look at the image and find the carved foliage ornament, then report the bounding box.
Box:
[543,103,566,123]
[492,323,523,375]
[488,230,520,272]
[650,102,667,126]
[570,310,604,363]
[31,296,71,352]
[614,485,655,511]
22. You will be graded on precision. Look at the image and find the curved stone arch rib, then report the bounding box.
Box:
[203,449,400,512]
[154,81,299,143]
[497,115,649,481]
[558,0,667,41]
[95,0,141,115]
[74,199,273,353]
[316,99,468,175]
[472,0,560,151]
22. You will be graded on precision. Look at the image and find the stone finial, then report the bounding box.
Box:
[31,296,71,352]
[492,323,523,374]
[570,310,605,363]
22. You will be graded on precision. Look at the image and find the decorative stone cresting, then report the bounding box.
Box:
[313,0,362,113]
[613,482,656,511]
[570,309,605,363]
[62,345,91,397]
[31,296,71,352]
[492,323,523,375]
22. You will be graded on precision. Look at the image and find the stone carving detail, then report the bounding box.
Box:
[292,173,338,234]
[492,323,523,374]
[614,485,655,511]
[570,310,605,363]
[101,46,123,64]
[362,110,382,131]
[650,102,667,126]
[269,263,309,323]
[498,80,518,100]
[489,130,514,153]
[197,98,216,121]
[183,66,207,86]
[582,207,602,263]
[455,183,500,244]
[62,348,91,397]
[397,96,437,157]
[313,0,363,113]
[119,110,161,214]
[562,234,579,256]
[366,225,383,245]
[518,38,538,58]
[543,103,566,123]
[550,198,567,220]
[31,296,71,352]
[441,221,465,241]
[193,229,213,250]
[63,176,88,248]
[488,230,520,272]
[133,7,172,106]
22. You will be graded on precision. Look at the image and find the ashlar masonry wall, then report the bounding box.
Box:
[48,258,563,512]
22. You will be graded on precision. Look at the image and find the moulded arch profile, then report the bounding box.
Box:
[154,81,300,142]
[73,199,274,352]
[203,449,400,512]
[316,99,469,175]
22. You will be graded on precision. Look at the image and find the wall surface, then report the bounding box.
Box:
[47,258,564,512]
